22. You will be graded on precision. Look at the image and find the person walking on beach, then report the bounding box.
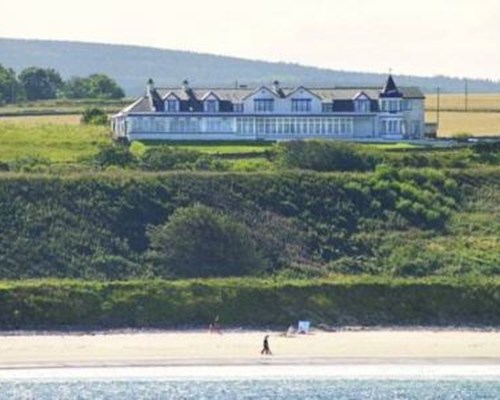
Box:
[261,335,272,355]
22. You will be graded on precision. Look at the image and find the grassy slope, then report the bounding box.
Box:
[0,121,498,328]
[372,168,500,276]
[0,277,499,329]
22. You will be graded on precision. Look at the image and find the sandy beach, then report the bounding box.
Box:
[1,329,500,369]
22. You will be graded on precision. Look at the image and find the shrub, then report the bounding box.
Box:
[147,204,264,278]
[9,156,51,173]
[81,107,109,125]
[93,144,136,168]
[0,161,9,172]
[277,140,378,172]
[452,132,472,143]
[140,146,201,171]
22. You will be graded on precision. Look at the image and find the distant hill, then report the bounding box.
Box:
[2,38,500,96]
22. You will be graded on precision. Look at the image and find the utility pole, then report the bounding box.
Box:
[436,87,441,128]
[465,79,469,112]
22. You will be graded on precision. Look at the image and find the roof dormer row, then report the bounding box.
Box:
[142,76,421,114]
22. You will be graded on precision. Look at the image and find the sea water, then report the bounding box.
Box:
[0,366,499,399]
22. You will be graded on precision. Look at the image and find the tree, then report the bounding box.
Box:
[147,204,264,278]
[18,67,63,101]
[0,64,21,104]
[64,74,125,99]
[63,77,90,99]
[87,74,125,99]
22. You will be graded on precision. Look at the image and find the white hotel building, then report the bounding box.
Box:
[111,75,425,141]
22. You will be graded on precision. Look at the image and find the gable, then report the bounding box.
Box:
[353,91,371,101]
[162,91,181,101]
[201,91,221,101]
[287,86,322,100]
[242,86,278,101]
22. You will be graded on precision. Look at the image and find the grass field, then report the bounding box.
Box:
[426,111,500,137]
[0,99,129,116]
[0,122,109,162]
[426,93,500,112]
[423,93,500,137]
[0,114,82,125]
[175,144,273,154]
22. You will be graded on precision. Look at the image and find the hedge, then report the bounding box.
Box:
[0,277,499,330]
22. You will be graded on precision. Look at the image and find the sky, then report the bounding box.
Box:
[1,0,499,80]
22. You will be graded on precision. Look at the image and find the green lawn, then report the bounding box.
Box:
[176,145,272,154]
[137,140,275,155]
[0,122,110,162]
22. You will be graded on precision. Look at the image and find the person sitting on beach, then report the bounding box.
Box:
[261,335,272,355]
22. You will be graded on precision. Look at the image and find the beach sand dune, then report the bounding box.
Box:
[1,330,500,368]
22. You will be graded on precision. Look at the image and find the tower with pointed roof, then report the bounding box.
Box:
[380,75,403,98]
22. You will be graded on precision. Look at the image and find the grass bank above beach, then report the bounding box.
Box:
[0,277,499,330]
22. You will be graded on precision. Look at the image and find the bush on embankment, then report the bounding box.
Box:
[0,277,499,330]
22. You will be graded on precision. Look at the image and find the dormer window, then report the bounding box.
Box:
[163,92,181,113]
[355,100,371,113]
[292,99,312,113]
[205,100,218,113]
[166,99,179,112]
[202,92,220,113]
[254,99,274,112]
[353,92,371,113]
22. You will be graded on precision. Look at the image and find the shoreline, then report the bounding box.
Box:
[1,357,500,370]
[1,363,500,381]
[1,329,500,371]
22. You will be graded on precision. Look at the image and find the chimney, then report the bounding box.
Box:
[272,80,280,92]
[273,80,285,97]
[146,78,154,94]
[182,79,190,92]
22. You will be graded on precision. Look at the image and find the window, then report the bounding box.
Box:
[205,100,218,113]
[237,117,254,134]
[234,104,244,113]
[401,100,413,111]
[322,103,333,113]
[382,119,402,134]
[291,99,312,113]
[389,100,400,113]
[254,99,274,113]
[166,99,178,112]
[153,118,164,132]
[411,121,420,135]
[381,99,401,113]
[355,100,371,113]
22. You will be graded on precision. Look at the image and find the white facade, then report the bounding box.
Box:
[112,76,426,142]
